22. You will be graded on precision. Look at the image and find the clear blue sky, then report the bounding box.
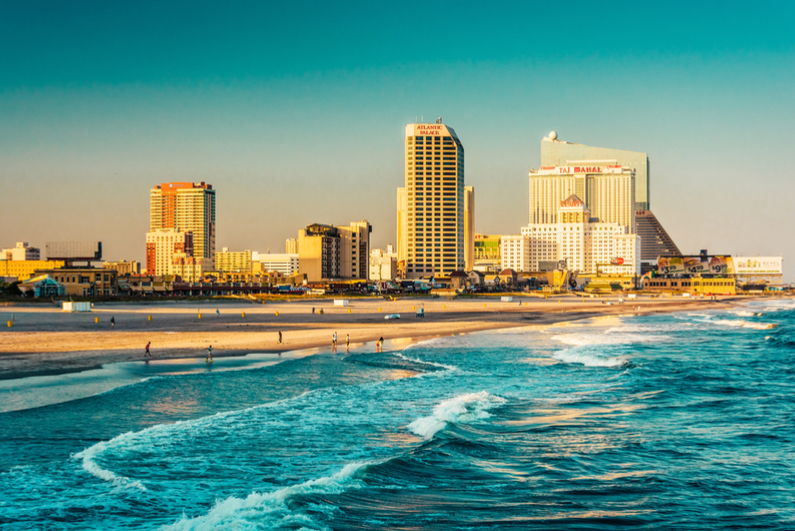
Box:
[1,1,793,278]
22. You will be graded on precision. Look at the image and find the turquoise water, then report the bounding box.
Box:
[1,301,794,529]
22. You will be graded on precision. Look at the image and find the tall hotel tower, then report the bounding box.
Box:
[397,121,472,278]
[149,182,216,261]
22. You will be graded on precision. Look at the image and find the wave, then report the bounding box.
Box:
[551,332,665,347]
[163,461,371,530]
[396,352,458,372]
[712,319,777,330]
[553,350,628,368]
[407,391,505,440]
[73,436,147,491]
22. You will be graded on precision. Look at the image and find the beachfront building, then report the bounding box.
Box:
[102,260,141,276]
[146,229,193,277]
[521,195,641,275]
[397,120,467,279]
[254,253,299,276]
[1,242,41,261]
[298,221,371,282]
[150,182,216,262]
[285,238,298,255]
[17,275,66,298]
[370,246,398,281]
[500,235,530,272]
[474,234,501,273]
[215,248,252,273]
[34,267,118,297]
[529,162,636,232]
[0,260,66,282]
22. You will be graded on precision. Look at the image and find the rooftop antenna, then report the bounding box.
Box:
[421,115,423,123]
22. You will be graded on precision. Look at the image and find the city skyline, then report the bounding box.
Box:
[1,2,793,278]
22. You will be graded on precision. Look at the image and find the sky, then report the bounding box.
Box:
[1,1,794,279]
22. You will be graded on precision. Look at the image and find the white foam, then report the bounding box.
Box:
[551,331,664,347]
[73,436,147,491]
[713,319,777,330]
[163,462,369,530]
[408,391,505,440]
[553,350,628,368]
[734,311,755,317]
[396,352,457,372]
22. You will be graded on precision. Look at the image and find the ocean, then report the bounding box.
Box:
[1,300,793,529]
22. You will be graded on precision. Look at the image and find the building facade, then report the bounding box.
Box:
[150,182,216,261]
[500,235,530,272]
[540,132,650,211]
[369,246,398,281]
[529,164,636,232]
[521,195,641,275]
[398,121,466,278]
[38,268,118,297]
[0,260,65,282]
[464,186,475,271]
[1,242,41,261]
[146,229,194,277]
[285,238,298,255]
[298,221,371,282]
[102,260,141,275]
[474,234,501,273]
[254,253,299,276]
[215,248,252,273]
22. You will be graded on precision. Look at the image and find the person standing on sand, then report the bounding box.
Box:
[278,331,282,344]
[216,308,220,317]
[110,316,115,329]
[206,345,213,363]
[332,332,337,352]
[346,334,350,352]
[145,342,151,358]
[377,337,384,352]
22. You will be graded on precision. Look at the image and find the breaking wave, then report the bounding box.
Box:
[407,391,505,440]
[553,350,628,368]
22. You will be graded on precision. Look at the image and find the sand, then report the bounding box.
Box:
[0,294,755,379]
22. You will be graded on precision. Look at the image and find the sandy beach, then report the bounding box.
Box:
[0,294,760,379]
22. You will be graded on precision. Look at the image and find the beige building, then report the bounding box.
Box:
[171,254,207,282]
[215,248,252,273]
[521,195,640,275]
[398,121,467,278]
[1,242,41,261]
[102,260,141,275]
[285,238,298,255]
[254,253,299,276]
[464,186,475,271]
[146,229,193,276]
[150,182,216,261]
[501,235,531,272]
[38,268,118,297]
[370,246,398,281]
[298,221,371,282]
[529,163,635,232]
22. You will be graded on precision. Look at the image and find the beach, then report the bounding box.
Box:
[0,294,751,378]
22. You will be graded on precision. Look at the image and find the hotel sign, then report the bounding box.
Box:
[536,165,624,175]
[733,257,783,275]
[415,124,444,136]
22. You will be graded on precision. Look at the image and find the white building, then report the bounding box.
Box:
[521,195,640,275]
[254,253,299,276]
[145,229,212,279]
[370,246,398,281]
[500,235,530,272]
[1,242,41,261]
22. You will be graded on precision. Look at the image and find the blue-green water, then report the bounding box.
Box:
[1,301,794,529]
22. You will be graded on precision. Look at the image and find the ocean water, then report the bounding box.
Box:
[1,300,794,529]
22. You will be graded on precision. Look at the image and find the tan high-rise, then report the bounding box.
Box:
[398,122,467,278]
[150,182,216,261]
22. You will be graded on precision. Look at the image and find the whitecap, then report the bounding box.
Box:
[396,352,457,372]
[407,391,505,440]
[163,462,370,530]
[73,436,147,491]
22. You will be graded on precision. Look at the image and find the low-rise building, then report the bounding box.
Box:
[298,221,371,282]
[215,248,252,273]
[102,260,141,275]
[643,277,736,295]
[1,242,41,261]
[36,268,118,297]
[370,247,398,281]
[501,235,530,272]
[474,234,501,273]
[18,275,65,298]
[0,260,66,282]
[254,253,299,276]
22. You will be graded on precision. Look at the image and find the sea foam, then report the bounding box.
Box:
[553,350,628,368]
[408,391,505,440]
[163,462,369,530]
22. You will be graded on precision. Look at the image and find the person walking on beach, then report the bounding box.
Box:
[377,337,384,352]
[346,334,350,352]
[278,331,282,344]
[110,316,115,329]
[312,307,315,314]
[206,344,213,364]
[216,308,220,317]
[332,332,337,352]
[145,341,151,359]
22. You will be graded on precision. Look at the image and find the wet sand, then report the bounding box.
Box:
[0,294,753,379]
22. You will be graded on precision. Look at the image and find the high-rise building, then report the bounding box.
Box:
[1,242,41,261]
[398,121,466,278]
[501,235,530,272]
[635,210,682,271]
[150,182,216,261]
[540,132,650,211]
[528,164,636,232]
[298,221,371,282]
[145,228,193,276]
[521,195,640,275]
[464,186,475,271]
[285,238,298,255]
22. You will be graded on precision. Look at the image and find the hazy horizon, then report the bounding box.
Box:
[2,2,793,279]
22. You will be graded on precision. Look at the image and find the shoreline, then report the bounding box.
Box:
[0,295,768,381]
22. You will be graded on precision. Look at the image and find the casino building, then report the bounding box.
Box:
[397,120,473,278]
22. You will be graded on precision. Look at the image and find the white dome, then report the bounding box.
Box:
[549,131,557,141]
